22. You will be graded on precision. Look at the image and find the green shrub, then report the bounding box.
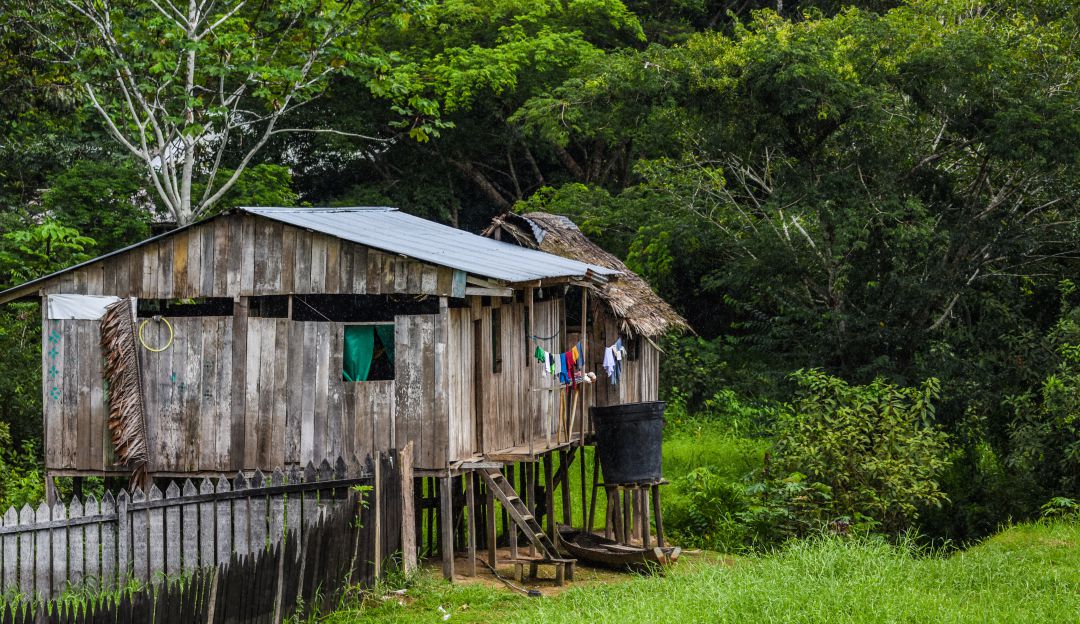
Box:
[771,369,952,534]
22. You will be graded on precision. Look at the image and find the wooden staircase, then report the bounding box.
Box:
[477,467,575,584]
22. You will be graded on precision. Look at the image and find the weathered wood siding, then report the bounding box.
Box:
[37,214,458,299]
[45,310,450,474]
[445,296,564,459]
[587,308,661,412]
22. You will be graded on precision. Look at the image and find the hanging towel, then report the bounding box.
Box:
[571,344,581,366]
[603,346,616,382]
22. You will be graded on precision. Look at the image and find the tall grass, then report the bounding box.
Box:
[518,520,1080,624]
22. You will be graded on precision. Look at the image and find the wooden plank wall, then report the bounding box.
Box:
[38,214,458,300]
[587,309,661,410]
[46,312,448,474]
[43,319,108,471]
[445,296,563,458]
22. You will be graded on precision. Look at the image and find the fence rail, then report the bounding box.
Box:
[0,454,399,602]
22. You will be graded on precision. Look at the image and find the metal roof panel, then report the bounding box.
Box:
[240,207,618,283]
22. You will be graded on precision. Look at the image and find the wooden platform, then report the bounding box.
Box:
[483,436,581,462]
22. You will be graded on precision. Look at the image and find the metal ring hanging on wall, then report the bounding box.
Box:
[138,316,174,352]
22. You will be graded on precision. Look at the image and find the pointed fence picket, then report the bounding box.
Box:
[0,455,389,602]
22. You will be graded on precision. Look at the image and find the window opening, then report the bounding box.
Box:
[343,324,395,381]
[491,308,502,374]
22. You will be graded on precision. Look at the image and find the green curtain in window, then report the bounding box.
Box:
[343,325,375,381]
[375,324,395,364]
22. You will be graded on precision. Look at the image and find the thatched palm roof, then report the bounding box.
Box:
[484,212,689,338]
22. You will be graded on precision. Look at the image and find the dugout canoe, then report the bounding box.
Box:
[558,527,680,570]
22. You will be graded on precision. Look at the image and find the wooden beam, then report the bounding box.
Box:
[464,286,514,298]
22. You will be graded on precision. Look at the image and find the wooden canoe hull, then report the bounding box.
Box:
[558,527,680,570]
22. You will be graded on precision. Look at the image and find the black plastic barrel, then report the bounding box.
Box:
[591,401,665,484]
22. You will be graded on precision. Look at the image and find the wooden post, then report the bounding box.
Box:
[373,454,382,578]
[588,452,600,534]
[401,443,417,573]
[559,450,572,527]
[465,472,476,577]
[651,484,665,548]
[544,454,556,544]
[621,488,632,546]
[579,287,589,528]
[45,474,57,506]
[507,465,517,560]
[527,286,535,454]
[642,486,652,549]
[440,476,454,580]
[524,462,535,557]
[486,474,497,568]
[428,477,436,556]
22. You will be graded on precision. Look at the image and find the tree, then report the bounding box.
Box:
[29,0,406,225]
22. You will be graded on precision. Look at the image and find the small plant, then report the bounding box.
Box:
[1040,496,1079,519]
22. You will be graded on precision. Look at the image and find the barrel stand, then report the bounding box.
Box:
[601,480,667,547]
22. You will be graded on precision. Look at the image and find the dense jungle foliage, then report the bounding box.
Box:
[1,0,1079,546]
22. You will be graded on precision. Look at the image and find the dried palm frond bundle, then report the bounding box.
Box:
[100,298,149,484]
[484,212,690,338]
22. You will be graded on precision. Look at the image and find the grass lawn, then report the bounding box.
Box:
[315,520,1080,623]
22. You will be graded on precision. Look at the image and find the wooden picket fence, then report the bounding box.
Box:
[0,449,413,612]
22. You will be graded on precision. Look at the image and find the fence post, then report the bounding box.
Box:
[373,453,381,579]
[399,442,416,573]
[164,482,182,576]
[101,491,118,591]
[35,501,51,597]
[3,506,18,593]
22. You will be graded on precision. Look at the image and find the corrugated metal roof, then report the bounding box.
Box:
[240,207,619,283]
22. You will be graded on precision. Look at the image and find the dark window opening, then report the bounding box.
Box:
[626,336,640,361]
[292,294,438,322]
[491,308,502,374]
[343,324,395,381]
[137,298,233,317]
[249,295,289,318]
[565,287,582,331]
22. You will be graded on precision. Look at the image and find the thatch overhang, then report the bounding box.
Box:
[484,212,690,338]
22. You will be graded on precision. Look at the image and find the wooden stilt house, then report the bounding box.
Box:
[0,206,686,581]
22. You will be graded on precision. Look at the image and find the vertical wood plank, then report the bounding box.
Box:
[83,495,101,586]
[181,480,199,573]
[147,485,165,580]
[18,505,34,597]
[165,482,181,576]
[215,478,233,566]
[3,507,18,592]
[232,473,250,556]
[101,491,118,591]
[198,479,216,566]
[68,497,85,589]
[50,501,67,594]
[131,488,148,584]
[272,319,289,467]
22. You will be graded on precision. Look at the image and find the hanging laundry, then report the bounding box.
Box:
[603,346,616,382]
[571,344,581,366]
[534,345,546,365]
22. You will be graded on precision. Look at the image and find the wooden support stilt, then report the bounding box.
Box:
[621,487,632,545]
[508,466,518,560]
[609,486,621,542]
[588,452,600,534]
[544,453,556,542]
[633,488,644,544]
[414,478,424,557]
[45,474,57,507]
[651,484,665,548]
[524,462,536,557]
[579,445,587,528]
[466,472,477,577]
[486,474,497,568]
[559,450,572,527]
[440,476,454,580]
[642,486,652,549]
[428,477,437,556]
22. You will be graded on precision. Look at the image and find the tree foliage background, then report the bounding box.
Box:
[1,0,1079,541]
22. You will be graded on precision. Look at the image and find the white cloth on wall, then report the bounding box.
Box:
[46,294,123,320]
